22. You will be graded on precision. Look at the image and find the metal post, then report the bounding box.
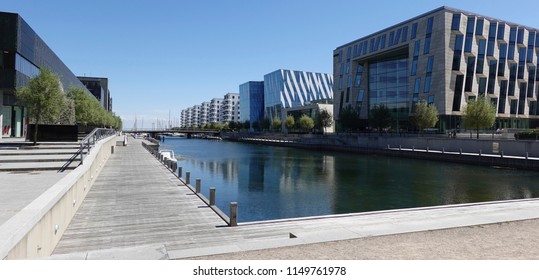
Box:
[186,172,190,185]
[229,202,238,227]
[426,147,429,152]
[479,149,482,156]
[196,179,201,193]
[501,151,504,158]
[178,167,182,178]
[80,143,84,165]
[459,148,462,155]
[209,188,216,206]
[111,145,114,154]
[412,146,415,152]
[526,152,529,160]
[399,145,401,151]
[442,147,445,154]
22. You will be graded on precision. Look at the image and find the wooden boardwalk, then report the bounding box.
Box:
[51,138,539,259]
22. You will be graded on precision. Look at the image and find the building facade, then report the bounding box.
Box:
[78,77,112,111]
[239,81,264,130]
[209,98,223,124]
[220,93,240,123]
[264,69,333,122]
[199,101,210,126]
[334,6,539,131]
[0,12,93,138]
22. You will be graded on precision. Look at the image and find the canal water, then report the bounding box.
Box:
[163,137,539,222]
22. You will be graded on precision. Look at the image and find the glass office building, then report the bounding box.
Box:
[264,69,333,122]
[334,6,539,131]
[239,81,264,130]
[0,12,92,138]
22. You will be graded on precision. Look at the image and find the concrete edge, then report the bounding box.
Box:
[0,135,117,259]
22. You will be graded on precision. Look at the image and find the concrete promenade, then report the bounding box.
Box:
[46,138,539,259]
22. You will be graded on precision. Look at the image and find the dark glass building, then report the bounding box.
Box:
[0,12,93,138]
[239,81,264,130]
[78,76,112,112]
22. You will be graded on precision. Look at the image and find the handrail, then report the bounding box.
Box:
[78,128,117,164]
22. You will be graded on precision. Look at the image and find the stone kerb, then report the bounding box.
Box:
[0,134,118,259]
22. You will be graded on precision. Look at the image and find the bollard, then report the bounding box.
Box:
[209,188,216,206]
[387,144,390,149]
[412,146,415,152]
[186,172,191,185]
[399,145,401,151]
[178,167,183,178]
[442,147,445,154]
[526,152,529,160]
[459,148,462,155]
[479,149,482,156]
[111,145,114,154]
[196,179,201,193]
[229,202,238,227]
[501,151,504,158]
[426,147,429,152]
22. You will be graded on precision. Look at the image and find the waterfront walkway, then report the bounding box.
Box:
[47,137,539,259]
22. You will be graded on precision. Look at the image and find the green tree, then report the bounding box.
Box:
[412,101,439,134]
[318,109,333,134]
[370,104,392,132]
[272,116,282,131]
[338,105,361,132]
[285,115,295,131]
[463,96,496,139]
[298,114,315,132]
[16,68,66,145]
[242,120,250,130]
[252,121,260,131]
[263,117,271,131]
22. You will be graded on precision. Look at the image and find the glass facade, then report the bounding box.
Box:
[368,55,409,125]
[264,69,333,122]
[239,81,264,130]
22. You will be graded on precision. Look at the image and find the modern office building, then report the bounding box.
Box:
[264,69,333,122]
[239,81,264,130]
[282,103,334,133]
[0,12,93,138]
[334,6,539,131]
[78,76,112,111]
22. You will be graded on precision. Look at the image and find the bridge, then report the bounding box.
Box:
[122,128,221,139]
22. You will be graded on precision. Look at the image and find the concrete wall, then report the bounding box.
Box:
[0,135,117,259]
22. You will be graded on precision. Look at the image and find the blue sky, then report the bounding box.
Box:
[2,0,538,129]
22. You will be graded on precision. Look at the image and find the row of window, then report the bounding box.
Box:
[338,17,435,63]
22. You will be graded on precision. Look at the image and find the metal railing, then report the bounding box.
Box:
[79,128,116,164]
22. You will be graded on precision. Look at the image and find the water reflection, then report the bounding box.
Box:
[166,138,539,222]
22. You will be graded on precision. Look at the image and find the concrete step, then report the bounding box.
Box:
[19,145,81,150]
[0,149,86,156]
[0,161,79,172]
[0,154,81,163]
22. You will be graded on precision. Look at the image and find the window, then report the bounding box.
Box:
[497,24,505,40]
[411,58,418,76]
[452,75,465,111]
[464,17,475,53]
[478,77,487,94]
[355,64,364,87]
[424,37,431,54]
[389,31,394,46]
[426,56,434,73]
[498,80,507,113]
[347,76,352,88]
[426,17,434,34]
[475,19,484,36]
[465,56,475,92]
[340,63,344,74]
[452,35,464,71]
[402,26,408,43]
[424,74,431,93]
[346,61,350,74]
[427,95,434,104]
[476,39,486,74]
[338,50,343,62]
[451,14,461,31]
[414,78,421,93]
[338,76,342,90]
[411,23,418,39]
[394,28,402,45]
[381,34,386,49]
[487,22,497,56]
[347,47,351,59]
[414,40,421,56]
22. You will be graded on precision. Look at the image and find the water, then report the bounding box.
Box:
[162,137,539,222]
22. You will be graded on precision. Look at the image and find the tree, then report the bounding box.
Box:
[318,109,333,134]
[298,114,315,132]
[67,87,122,129]
[263,117,271,131]
[285,115,295,131]
[16,68,66,145]
[252,121,260,131]
[272,116,282,131]
[370,104,392,132]
[338,105,361,132]
[242,120,250,130]
[412,101,439,134]
[463,96,496,139]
